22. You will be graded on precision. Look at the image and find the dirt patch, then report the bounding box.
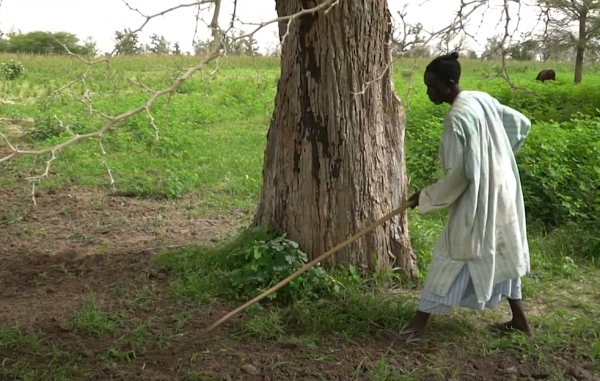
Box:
[0,248,161,323]
[0,185,244,326]
[0,185,244,259]
[0,116,34,125]
[0,116,33,138]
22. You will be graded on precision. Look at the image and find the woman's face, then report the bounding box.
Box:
[424,71,450,105]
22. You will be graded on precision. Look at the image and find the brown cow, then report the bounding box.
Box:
[536,69,556,82]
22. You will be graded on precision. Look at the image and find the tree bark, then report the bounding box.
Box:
[254,0,418,279]
[574,10,587,84]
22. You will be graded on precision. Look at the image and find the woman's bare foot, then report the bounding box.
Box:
[380,311,430,344]
[492,299,533,337]
[490,319,533,337]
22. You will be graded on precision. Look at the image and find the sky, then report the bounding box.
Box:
[0,0,543,55]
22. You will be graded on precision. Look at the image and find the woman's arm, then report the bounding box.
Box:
[418,118,470,214]
[494,100,531,154]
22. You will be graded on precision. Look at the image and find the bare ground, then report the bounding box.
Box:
[1,185,242,258]
[1,187,599,380]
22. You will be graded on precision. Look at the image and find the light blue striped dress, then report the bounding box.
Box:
[418,264,522,315]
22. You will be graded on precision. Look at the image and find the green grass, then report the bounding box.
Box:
[0,54,599,379]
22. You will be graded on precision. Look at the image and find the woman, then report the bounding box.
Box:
[388,52,533,343]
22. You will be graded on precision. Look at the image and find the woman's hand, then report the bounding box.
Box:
[408,190,421,209]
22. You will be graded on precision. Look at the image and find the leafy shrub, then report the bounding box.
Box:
[493,82,600,123]
[405,116,444,189]
[221,231,333,305]
[155,228,335,308]
[1,60,25,80]
[517,114,600,228]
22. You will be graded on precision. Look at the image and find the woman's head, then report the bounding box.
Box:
[424,51,461,105]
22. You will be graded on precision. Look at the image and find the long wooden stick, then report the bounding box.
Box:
[175,199,415,352]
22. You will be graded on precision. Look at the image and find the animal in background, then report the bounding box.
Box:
[536,69,556,82]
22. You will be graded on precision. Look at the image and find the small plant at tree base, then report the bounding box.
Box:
[1,60,25,80]
[223,232,333,306]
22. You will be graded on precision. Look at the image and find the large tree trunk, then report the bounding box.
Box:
[253,0,418,279]
[574,11,587,84]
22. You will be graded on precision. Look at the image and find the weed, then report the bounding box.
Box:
[1,59,25,80]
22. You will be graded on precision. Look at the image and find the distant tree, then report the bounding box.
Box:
[148,33,171,55]
[508,39,539,61]
[114,29,142,55]
[584,38,600,61]
[194,34,260,56]
[467,49,478,59]
[536,27,575,61]
[539,0,600,83]
[240,36,261,56]
[221,33,245,55]
[0,31,8,52]
[0,31,90,55]
[173,42,182,55]
[407,43,431,58]
[481,35,506,60]
[193,38,211,55]
[81,36,99,56]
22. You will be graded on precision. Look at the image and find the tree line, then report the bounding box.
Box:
[0,29,262,57]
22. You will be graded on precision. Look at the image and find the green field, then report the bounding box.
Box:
[0,54,599,380]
